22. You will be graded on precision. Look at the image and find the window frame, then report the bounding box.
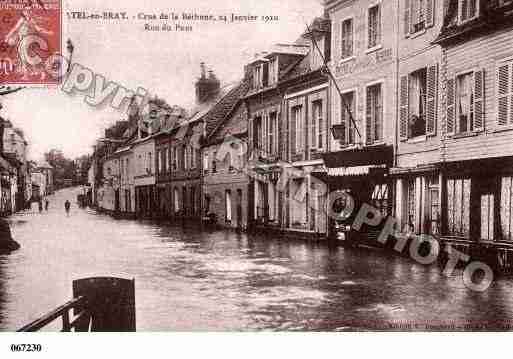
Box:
[408,67,428,138]
[364,79,385,145]
[455,70,476,134]
[458,0,480,25]
[268,111,277,155]
[340,87,358,147]
[496,57,513,128]
[340,16,355,61]
[291,105,303,154]
[366,1,382,53]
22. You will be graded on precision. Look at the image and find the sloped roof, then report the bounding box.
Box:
[280,55,312,82]
[184,82,238,125]
[37,160,53,169]
[204,79,250,140]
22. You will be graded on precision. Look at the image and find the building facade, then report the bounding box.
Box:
[245,43,310,232]
[133,137,156,219]
[392,0,444,237]
[279,17,331,237]
[433,0,513,252]
[202,80,250,230]
[323,0,398,241]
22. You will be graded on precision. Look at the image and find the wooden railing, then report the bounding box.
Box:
[18,277,135,332]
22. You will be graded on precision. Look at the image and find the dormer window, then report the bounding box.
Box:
[254,65,262,88]
[268,58,278,85]
[458,0,479,24]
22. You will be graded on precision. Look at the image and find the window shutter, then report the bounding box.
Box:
[248,118,253,153]
[291,108,296,154]
[426,63,438,136]
[340,118,347,146]
[340,97,347,145]
[341,22,346,57]
[473,69,485,131]
[426,0,435,27]
[263,112,267,156]
[311,103,317,149]
[366,89,373,144]
[498,63,510,126]
[400,75,409,140]
[404,0,411,37]
[348,21,353,56]
[446,78,456,135]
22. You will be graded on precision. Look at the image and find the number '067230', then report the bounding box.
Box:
[10,344,42,352]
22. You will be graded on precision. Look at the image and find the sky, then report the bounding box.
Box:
[1,0,323,160]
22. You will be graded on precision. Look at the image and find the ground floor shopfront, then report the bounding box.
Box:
[167,179,202,220]
[135,184,156,219]
[391,155,513,272]
[204,180,249,230]
[322,146,394,244]
[249,163,328,239]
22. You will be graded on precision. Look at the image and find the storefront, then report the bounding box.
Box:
[322,145,393,244]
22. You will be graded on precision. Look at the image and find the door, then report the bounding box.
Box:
[225,190,232,223]
[237,189,242,229]
[114,189,120,212]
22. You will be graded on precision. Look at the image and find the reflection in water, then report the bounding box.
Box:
[1,188,513,331]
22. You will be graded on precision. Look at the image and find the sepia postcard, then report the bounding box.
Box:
[0,0,513,355]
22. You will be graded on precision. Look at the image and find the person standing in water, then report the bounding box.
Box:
[64,200,71,216]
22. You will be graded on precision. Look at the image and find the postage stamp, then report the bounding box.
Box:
[0,0,62,85]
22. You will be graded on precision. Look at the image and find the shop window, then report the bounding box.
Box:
[406,179,416,232]
[427,176,440,235]
[371,183,389,217]
[446,178,471,237]
[501,176,513,242]
[481,192,495,241]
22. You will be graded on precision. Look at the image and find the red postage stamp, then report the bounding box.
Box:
[0,0,62,85]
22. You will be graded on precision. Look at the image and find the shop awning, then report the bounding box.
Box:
[327,164,386,177]
[322,145,393,169]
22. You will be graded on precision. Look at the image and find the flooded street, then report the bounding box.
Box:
[1,187,513,331]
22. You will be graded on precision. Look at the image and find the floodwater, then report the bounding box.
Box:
[1,187,513,331]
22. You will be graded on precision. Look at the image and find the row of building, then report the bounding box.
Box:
[90,0,513,253]
[0,116,54,216]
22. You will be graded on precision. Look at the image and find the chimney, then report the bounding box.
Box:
[200,62,206,79]
[195,63,221,104]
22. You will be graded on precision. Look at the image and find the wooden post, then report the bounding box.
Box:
[73,277,136,332]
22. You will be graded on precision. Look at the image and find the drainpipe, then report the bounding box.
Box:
[394,0,400,170]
